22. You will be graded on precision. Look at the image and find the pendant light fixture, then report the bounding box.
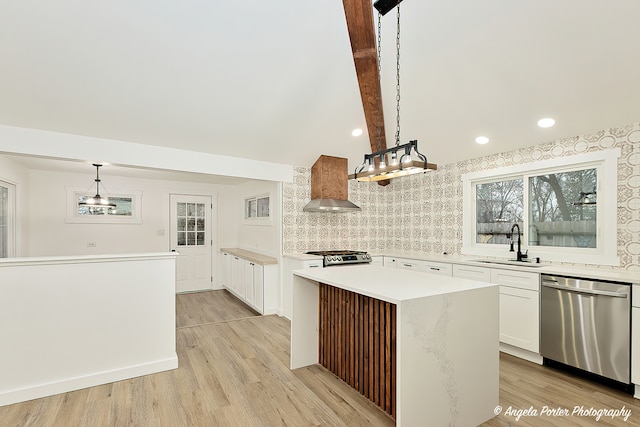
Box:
[78,164,116,210]
[349,1,437,182]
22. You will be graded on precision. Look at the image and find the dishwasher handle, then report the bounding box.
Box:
[542,281,628,298]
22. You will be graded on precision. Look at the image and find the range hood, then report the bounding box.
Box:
[303,155,361,213]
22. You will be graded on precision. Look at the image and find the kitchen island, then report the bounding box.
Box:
[291,265,499,426]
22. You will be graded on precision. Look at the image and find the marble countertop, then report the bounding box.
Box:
[293,265,496,304]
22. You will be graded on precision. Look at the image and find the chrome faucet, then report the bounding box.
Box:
[510,223,527,262]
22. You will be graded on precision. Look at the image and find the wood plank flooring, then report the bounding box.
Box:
[2,289,640,426]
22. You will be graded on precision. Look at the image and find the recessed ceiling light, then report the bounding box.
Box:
[352,128,363,137]
[475,136,489,145]
[537,118,556,128]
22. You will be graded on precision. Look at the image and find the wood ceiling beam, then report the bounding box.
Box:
[342,0,390,186]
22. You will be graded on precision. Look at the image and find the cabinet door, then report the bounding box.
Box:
[499,286,540,352]
[452,264,491,281]
[254,264,264,313]
[232,256,246,298]
[220,252,231,289]
[245,262,256,306]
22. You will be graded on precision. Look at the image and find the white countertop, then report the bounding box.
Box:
[293,265,496,304]
[286,250,640,284]
[283,253,323,261]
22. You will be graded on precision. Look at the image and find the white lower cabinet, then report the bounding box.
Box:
[244,262,264,313]
[282,256,323,320]
[452,265,539,354]
[632,285,640,388]
[219,252,232,288]
[220,250,278,315]
[231,255,246,298]
[491,269,540,354]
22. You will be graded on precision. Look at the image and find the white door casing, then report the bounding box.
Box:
[0,180,15,258]
[170,194,212,293]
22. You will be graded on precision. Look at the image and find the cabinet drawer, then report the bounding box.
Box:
[396,257,425,271]
[491,269,539,291]
[303,260,322,269]
[423,262,452,277]
[452,264,491,281]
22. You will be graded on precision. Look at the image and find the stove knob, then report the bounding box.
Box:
[365,254,371,259]
[337,256,343,261]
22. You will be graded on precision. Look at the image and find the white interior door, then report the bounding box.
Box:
[170,194,212,293]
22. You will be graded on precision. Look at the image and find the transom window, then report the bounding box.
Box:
[463,149,619,266]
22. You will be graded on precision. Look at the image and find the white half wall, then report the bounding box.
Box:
[0,253,178,406]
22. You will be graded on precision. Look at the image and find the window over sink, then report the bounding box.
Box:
[463,149,619,266]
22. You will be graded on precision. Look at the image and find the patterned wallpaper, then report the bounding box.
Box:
[282,121,640,271]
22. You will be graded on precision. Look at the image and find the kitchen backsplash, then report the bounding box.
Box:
[282,121,640,271]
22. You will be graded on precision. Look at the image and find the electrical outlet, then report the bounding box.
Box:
[87,242,97,248]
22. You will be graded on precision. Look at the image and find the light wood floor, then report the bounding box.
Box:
[2,289,640,426]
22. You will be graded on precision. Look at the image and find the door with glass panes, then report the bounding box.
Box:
[170,194,212,293]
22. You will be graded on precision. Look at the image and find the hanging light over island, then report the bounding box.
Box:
[348,140,437,182]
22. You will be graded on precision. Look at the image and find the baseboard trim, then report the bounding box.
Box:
[0,355,178,407]
[500,343,543,365]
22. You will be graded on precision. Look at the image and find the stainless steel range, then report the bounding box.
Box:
[305,250,372,267]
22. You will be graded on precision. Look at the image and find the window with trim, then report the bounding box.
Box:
[65,187,143,224]
[244,194,270,224]
[462,149,619,266]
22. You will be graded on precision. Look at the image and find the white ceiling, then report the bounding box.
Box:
[1,0,639,177]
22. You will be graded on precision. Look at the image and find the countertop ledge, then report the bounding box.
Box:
[220,248,278,265]
[0,252,178,267]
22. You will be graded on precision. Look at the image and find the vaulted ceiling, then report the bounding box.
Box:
[1,1,639,175]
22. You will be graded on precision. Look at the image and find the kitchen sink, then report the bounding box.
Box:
[468,259,546,268]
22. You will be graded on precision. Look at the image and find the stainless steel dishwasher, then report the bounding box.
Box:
[540,274,631,386]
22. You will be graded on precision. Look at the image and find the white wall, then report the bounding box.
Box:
[218,180,282,258]
[0,156,30,256]
[27,169,226,256]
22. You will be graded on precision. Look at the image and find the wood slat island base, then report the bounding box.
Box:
[319,283,397,418]
[291,265,499,426]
